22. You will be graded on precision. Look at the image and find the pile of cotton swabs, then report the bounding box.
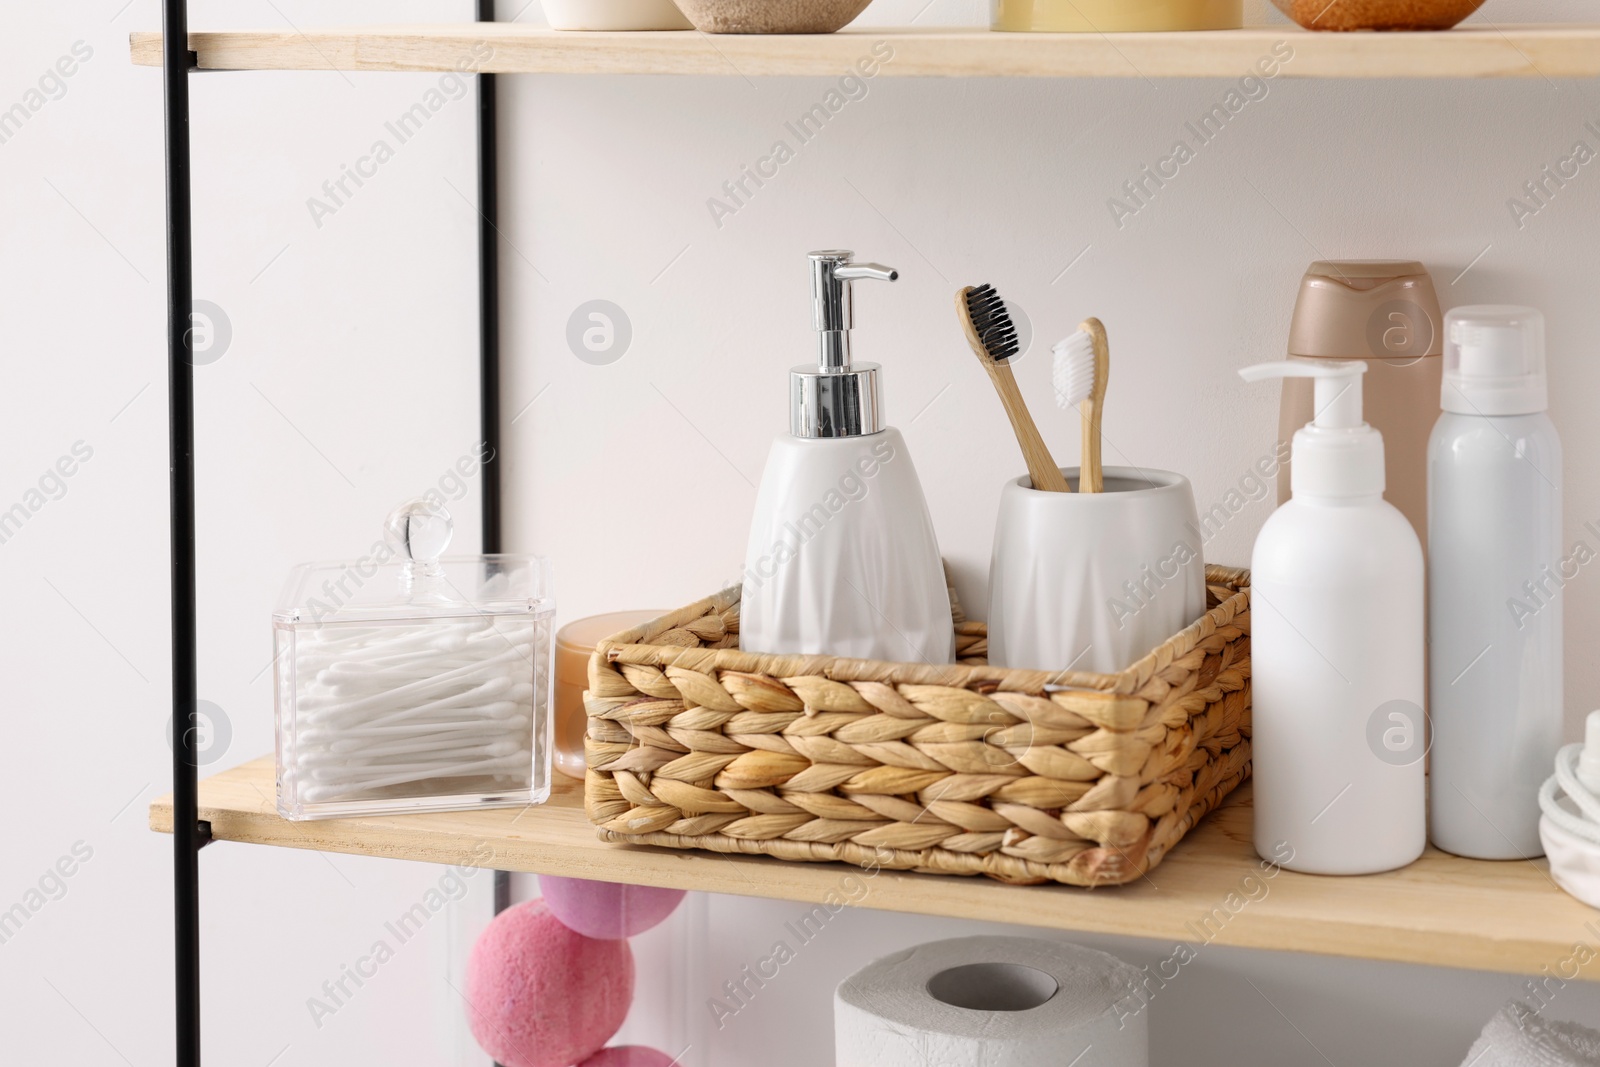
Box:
[285,617,542,803]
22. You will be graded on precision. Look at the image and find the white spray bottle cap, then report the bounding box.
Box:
[1443,305,1548,416]
[1240,360,1385,499]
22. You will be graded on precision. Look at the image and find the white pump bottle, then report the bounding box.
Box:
[740,252,954,663]
[1240,359,1426,875]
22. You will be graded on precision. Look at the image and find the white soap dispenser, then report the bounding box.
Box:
[740,251,954,663]
[1429,306,1563,860]
[1239,359,1426,875]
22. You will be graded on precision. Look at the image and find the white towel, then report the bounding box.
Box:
[1461,1002,1600,1067]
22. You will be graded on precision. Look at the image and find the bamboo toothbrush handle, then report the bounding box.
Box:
[957,286,1069,493]
[987,361,1072,494]
[1079,317,1110,494]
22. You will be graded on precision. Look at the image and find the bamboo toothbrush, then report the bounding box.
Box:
[958,284,1072,494]
[1053,318,1110,494]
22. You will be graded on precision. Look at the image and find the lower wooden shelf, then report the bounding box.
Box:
[152,756,1600,981]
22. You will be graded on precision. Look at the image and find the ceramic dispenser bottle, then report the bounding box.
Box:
[740,251,954,663]
[1242,359,1426,875]
[1430,306,1563,859]
[1279,261,1443,550]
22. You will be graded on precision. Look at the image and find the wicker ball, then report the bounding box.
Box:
[465,899,634,1067]
[1270,0,1483,30]
[540,875,686,940]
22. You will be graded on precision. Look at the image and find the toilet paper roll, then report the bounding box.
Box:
[835,936,1147,1067]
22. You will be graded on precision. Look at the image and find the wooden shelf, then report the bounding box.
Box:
[154,756,1600,980]
[129,23,1600,79]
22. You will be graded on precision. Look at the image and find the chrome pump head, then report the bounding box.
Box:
[791,250,898,439]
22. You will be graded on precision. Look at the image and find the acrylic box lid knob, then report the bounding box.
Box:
[385,498,453,580]
[274,499,551,624]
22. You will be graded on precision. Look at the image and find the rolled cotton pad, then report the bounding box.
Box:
[835,936,1147,1067]
[540,874,686,939]
[580,1047,680,1067]
[465,899,635,1067]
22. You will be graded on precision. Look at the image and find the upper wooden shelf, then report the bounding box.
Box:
[154,756,1600,980]
[129,23,1600,78]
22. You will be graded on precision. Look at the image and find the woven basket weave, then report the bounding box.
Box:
[584,565,1251,887]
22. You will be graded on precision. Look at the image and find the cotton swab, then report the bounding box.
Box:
[297,752,532,801]
[298,653,527,717]
[300,738,523,769]
[285,616,547,805]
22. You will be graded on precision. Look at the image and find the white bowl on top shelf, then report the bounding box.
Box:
[541,0,692,30]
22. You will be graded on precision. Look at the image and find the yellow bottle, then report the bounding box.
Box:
[992,0,1243,32]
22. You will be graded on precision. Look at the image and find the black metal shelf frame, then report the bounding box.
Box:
[162,2,509,1062]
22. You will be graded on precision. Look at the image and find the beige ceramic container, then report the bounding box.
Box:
[674,0,872,32]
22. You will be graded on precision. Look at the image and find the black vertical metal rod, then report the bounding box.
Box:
[162,1,201,1065]
[475,0,515,960]
[477,0,502,559]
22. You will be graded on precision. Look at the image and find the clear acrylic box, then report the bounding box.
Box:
[273,502,553,820]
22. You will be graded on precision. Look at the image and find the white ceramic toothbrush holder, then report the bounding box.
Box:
[989,466,1206,675]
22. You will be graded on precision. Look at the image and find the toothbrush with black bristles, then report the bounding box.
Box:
[957,284,1072,493]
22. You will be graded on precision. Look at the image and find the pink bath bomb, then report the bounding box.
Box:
[540,875,686,939]
[465,899,634,1067]
[580,1047,679,1067]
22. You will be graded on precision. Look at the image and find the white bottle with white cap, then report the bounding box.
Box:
[1430,306,1563,860]
[1240,359,1427,874]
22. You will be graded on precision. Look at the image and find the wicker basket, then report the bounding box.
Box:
[584,565,1251,887]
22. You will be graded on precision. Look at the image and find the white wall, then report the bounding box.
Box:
[4,0,1600,1064]
[4,2,495,1064]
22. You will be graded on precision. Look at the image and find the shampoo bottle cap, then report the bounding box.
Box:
[1240,360,1385,499]
[1442,305,1548,416]
[1287,260,1443,361]
[791,251,898,439]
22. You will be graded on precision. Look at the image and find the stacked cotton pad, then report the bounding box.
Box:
[281,615,546,806]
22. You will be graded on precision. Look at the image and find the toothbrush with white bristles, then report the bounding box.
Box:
[1053,317,1111,494]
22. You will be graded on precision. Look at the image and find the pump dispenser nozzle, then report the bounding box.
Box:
[1241,359,1385,500]
[1241,359,1366,429]
[1443,305,1548,417]
[810,252,897,372]
[793,251,899,439]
